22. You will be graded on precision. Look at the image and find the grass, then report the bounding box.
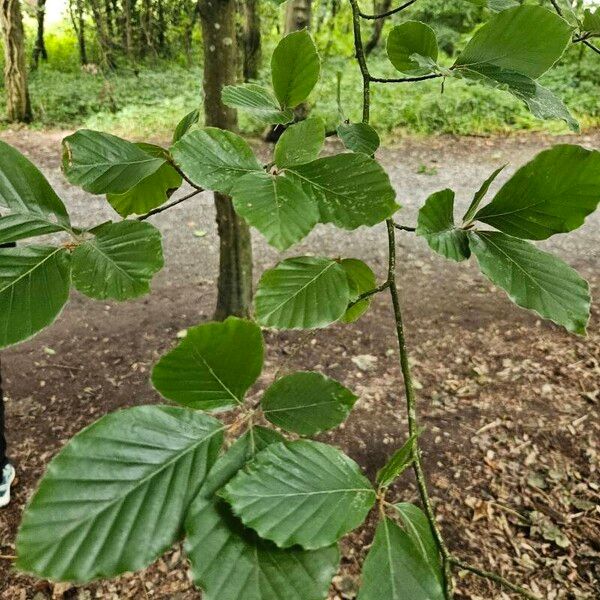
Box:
[1,34,599,140]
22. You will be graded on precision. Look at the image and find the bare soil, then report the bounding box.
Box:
[0,129,598,600]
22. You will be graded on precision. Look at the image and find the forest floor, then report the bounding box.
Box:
[0,130,599,600]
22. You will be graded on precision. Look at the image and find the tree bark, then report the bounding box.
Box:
[285,0,312,32]
[31,0,47,69]
[0,0,32,122]
[69,0,87,65]
[200,0,253,319]
[89,0,115,68]
[365,0,392,55]
[242,0,261,81]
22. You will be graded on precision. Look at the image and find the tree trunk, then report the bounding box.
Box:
[200,0,253,320]
[285,0,312,32]
[69,0,87,65]
[89,0,115,69]
[242,0,261,81]
[122,0,134,60]
[31,0,47,69]
[0,0,32,123]
[365,0,392,55]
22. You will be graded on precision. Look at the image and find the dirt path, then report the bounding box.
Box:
[0,130,598,599]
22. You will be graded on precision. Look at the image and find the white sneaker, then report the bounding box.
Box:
[0,463,16,508]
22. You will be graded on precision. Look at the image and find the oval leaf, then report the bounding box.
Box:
[271,30,321,108]
[71,221,164,300]
[16,405,223,582]
[0,140,71,242]
[222,84,294,125]
[62,130,166,195]
[152,317,264,411]
[376,433,417,488]
[336,123,380,155]
[255,256,350,329]
[474,145,600,240]
[222,440,376,549]
[0,245,71,348]
[172,108,200,143]
[454,6,571,79]
[287,154,398,229]
[358,518,444,600]
[171,128,261,194]
[186,428,340,600]
[387,21,439,75]
[274,117,325,168]
[232,172,319,251]
[262,371,357,435]
[468,231,590,334]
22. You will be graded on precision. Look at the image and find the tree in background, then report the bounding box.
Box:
[31,0,47,68]
[242,0,261,81]
[0,0,32,122]
[285,0,312,32]
[199,0,253,319]
[68,0,87,65]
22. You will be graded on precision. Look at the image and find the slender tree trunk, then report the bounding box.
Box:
[365,0,392,55]
[69,0,87,65]
[89,0,115,68]
[285,0,312,32]
[184,0,200,66]
[200,0,253,319]
[243,0,261,81]
[0,0,32,122]
[31,0,47,69]
[157,0,166,54]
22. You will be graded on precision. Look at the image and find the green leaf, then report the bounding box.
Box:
[62,130,166,194]
[466,0,519,12]
[387,21,439,75]
[106,143,183,218]
[171,128,261,194]
[336,123,380,155]
[274,117,325,168]
[185,428,340,600]
[463,165,506,224]
[0,140,71,243]
[271,30,321,108]
[583,7,600,34]
[456,65,578,131]
[0,246,71,348]
[358,518,444,600]
[71,220,164,300]
[340,258,376,323]
[474,145,600,239]
[16,405,223,582]
[262,371,357,436]
[468,231,590,334]
[173,108,200,143]
[152,317,264,411]
[231,172,319,251]
[255,256,350,329]
[222,440,375,549]
[287,154,398,229]
[393,503,443,584]
[376,434,417,488]
[416,189,470,262]
[454,6,572,79]
[222,84,294,125]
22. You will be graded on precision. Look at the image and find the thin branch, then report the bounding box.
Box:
[549,0,563,16]
[582,39,600,55]
[386,220,454,598]
[450,559,542,600]
[347,280,390,308]
[137,189,202,221]
[393,222,416,232]
[349,0,372,123]
[370,73,442,83]
[170,163,203,190]
[358,0,417,20]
